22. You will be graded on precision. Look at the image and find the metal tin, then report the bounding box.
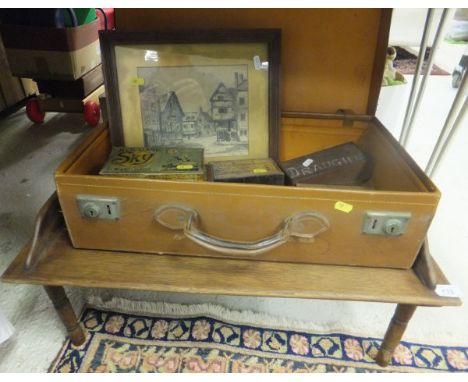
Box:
[279,142,373,186]
[100,146,204,181]
[207,158,284,185]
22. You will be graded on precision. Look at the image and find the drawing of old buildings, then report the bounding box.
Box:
[142,90,185,146]
[235,73,248,137]
[210,82,236,128]
[141,70,248,147]
[159,91,185,141]
[141,85,161,146]
[196,107,215,137]
[209,72,248,142]
[182,112,198,139]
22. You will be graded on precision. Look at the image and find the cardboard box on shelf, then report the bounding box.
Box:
[36,64,103,98]
[0,19,101,81]
[0,32,31,110]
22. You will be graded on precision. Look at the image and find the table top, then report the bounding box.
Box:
[2,232,460,307]
[1,194,461,307]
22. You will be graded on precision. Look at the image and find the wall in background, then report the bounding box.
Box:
[389,8,444,47]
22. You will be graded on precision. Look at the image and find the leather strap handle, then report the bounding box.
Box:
[154,205,329,256]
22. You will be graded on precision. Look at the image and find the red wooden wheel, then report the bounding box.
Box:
[83,101,100,126]
[26,97,45,124]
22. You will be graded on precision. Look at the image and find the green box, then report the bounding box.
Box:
[100,146,204,181]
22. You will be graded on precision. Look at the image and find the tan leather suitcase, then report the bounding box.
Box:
[55,9,440,269]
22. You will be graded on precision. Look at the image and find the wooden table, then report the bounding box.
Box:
[1,194,461,368]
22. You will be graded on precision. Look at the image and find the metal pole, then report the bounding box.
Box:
[425,67,468,175]
[400,8,455,148]
[399,9,435,144]
[426,97,467,177]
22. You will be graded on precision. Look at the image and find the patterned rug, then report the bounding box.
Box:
[50,304,468,373]
[394,46,450,76]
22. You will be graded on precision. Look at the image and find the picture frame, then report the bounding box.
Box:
[99,29,281,161]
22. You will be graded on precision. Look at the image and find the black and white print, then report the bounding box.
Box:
[138,65,249,157]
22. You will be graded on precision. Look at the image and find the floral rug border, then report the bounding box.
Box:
[50,306,468,372]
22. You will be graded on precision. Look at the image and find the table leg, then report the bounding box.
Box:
[375,303,417,367]
[44,285,86,346]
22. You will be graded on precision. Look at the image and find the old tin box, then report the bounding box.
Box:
[280,142,372,186]
[207,158,284,185]
[100,146,204,181]
[55,9,440,269]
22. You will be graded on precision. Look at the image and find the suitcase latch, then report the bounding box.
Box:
[76,195,120,220]
[362,211,411,236]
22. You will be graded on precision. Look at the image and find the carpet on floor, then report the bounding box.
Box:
[393,46,450,76]
[49,299,468,373]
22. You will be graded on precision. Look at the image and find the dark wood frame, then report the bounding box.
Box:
[99,29,281,160]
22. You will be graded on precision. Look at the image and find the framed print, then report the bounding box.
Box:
[99,29,281,161]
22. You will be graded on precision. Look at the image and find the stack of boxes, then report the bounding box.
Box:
[0,9,113,114]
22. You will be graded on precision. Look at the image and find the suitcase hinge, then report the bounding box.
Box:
[337,109,355,127]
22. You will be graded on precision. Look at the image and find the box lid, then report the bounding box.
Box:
[115,9,391,116]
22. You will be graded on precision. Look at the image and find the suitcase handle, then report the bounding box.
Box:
[154,205,329,256]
